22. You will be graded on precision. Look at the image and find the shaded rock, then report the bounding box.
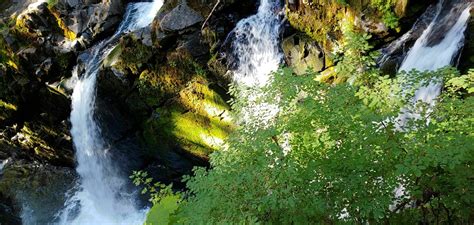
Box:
[177,32,209,60]
[160,2,204,32]
[0,161,76,224]
[51,0,125,46]
[15,2,66,41]
[0,84,74,167]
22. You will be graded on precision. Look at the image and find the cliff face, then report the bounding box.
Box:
[0,0,255,221]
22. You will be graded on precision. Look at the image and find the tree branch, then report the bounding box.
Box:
[201,0,221,30]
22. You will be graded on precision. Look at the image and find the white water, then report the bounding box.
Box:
[54,1,163,225]
[389,0,471,210]
[228,0,283,128]
[230,0,283,87]
[396,0,472,127]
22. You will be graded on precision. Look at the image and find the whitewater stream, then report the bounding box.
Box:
[385,0,471,209]
[396,0,472,127]
[53,1,163,224]
[226,0,284,128]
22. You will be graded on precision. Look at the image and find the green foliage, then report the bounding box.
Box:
[445,69,474,95]
[332,20,380,84]
[170,66,473,224]
[131,171,181,225]
[370,0,399,28]
[137,66,473,224]
[138,26,472,225]
[46,0,59,8]
[146,196,180,225]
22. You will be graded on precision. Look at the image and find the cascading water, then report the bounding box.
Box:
[54,1,163,224]
[226,0,284,128]
[229,0,283,87]
[396,0,472,127]
[387,0,471,209]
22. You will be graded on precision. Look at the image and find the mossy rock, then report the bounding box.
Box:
[109,35,154,75]
[0,35,19,71]
[0,100,17,123]
[12,121,73,166]
[143,74,233,159]
[285,0,427,54]
[138,50,233,159]
[14,2,72,41]
[282,33,325,75]
[137,67,186,108]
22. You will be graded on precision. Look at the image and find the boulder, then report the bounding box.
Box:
[15,2,66,41]
[160,2,204,32]
[282,33,325,75]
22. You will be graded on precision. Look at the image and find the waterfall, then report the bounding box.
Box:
[54,1,163,225]
[387,0,471,210]
[229,0,283,87]
[226,0,284,128]
[396,0,472,127]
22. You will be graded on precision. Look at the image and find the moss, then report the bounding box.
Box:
[46,0,59,9]
[14,4,76,41]
[286,0,401,53]
[0,100,16,122]
[50,9,76,40]
[0,35,19,70]
[143,75,233,158]
[140,55,234,157]
[103,45,122,67]
[138,67,183,108]
[0,100,16,111]
[13,14,29,34]
[111,36,153,74]
[316,67,346,84]
[19,123,59,160]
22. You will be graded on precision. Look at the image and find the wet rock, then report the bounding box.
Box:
[0,161,76,225]
[52,0,125,45]
[0,190,21,225]
[377,3,439,74]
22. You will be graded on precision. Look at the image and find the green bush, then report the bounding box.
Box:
[135,27,473,225]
